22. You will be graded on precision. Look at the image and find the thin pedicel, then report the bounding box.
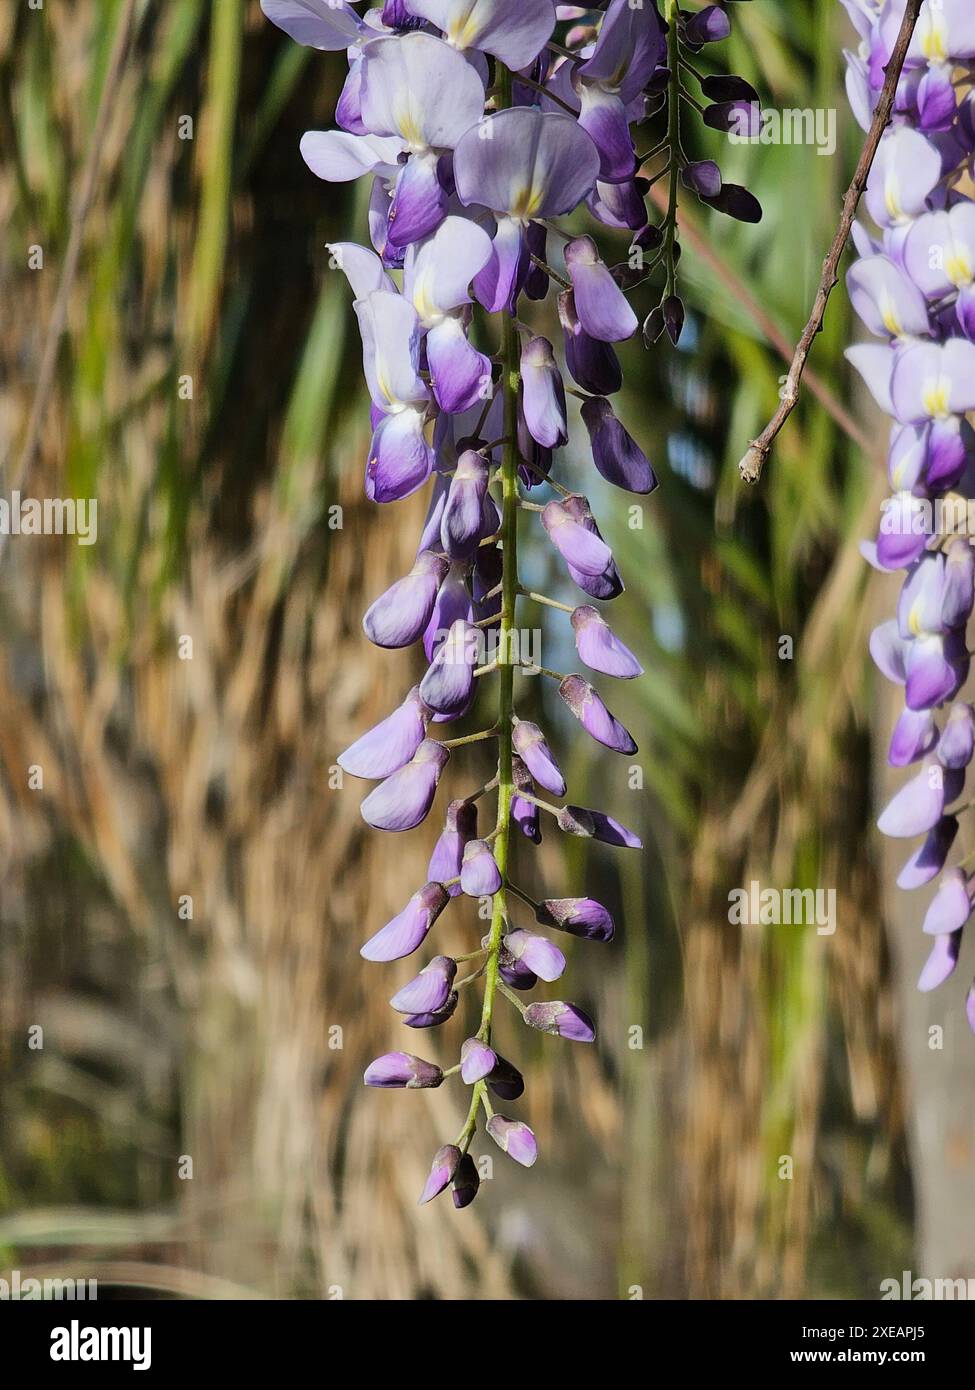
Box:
[262,0,763,1205]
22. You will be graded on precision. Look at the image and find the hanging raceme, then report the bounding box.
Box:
[262,0,762,1205]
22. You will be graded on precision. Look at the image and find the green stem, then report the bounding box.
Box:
[662,0,682,298]
[477,63,519,1065]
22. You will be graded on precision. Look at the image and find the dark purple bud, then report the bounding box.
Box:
[523,1000,597,1042]
[511,756,541,843]
[524,221,549,300]
[520,336,568,448]
[643,305,665,346]
[559,289,623,396]
[338,685,430,779]
[682,5,731,46]
[441,450,489,559]
[580,396,658,495]
[537,895,615,942]
[461,838,502,897]
[403,990,458,1028]
[486,1114,537,1167]
[360,739,449,832]
[504,928,566,982]
[390,954,457,1014]
[512,719,566,795]
[452,1153,480,1208]
[563,805,642,848]
[418,1143,462,1204]
[499,958,538,990]
[703,101,762,137]
[460,1037,497,1084]
[559,674,637,754]
[561,495,624,600]
[682,160,722,199]
[632,223,663,253]
[363,551,449,648]
[557,804,596,837]
[701,74,759,104]
[419,619,478,718]
[700,183,763,223]
[542,498,614,576]
[428,798,478,896]
[663,294,684,345]
[360,881,450,962]
[571,604,643,678]
[363,1051,444,1088]
[487,1054,524,1100]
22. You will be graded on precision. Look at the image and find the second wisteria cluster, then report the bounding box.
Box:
[262,0,760,1206]
[843,0,975,1030]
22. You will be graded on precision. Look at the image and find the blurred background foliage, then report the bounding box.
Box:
[0,0,959,1299]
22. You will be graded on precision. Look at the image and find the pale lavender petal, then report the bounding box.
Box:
[405,0,556,69]
[897,816,958,890]
[360,740,449,831]
[917,930,962,991]
[418,1143,462,1204]
[486,1114,537,1166]
[523,1000,596,1042]
[537,895,615,942]
[390,954,457,1013]
[338,686,429,778]
[419,618,478,716]
[520,337,567,449]
[571,604,643,678]
[366,408,435,503]
[504,928,566,982]
[512,720,566,796]
[541,499,613,576]
[454,108,600,220]
[359,33,486,150]
[460,838,502,897]
[559,673,637,754]
[363,552,449,648]
[360,881,450,960]
[364,1050,443,1087]
[428,798,478,895]
[262,0,364,48]
[460,1037,497,1084]
[564,235,638,342]
[921,867,972,935]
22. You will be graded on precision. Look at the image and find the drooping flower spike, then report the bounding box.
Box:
[841,0,975,1035]
[262,0,764,1202]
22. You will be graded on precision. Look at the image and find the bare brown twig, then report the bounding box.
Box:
[737,0,923,485]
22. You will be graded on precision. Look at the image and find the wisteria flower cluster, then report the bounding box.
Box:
[262,0,759,1206]
[843,0,975,1031]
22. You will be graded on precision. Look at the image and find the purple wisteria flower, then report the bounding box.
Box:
[264,0,762,1204]
[842,0,975,1034]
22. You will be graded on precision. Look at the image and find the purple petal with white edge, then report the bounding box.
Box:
[869,619,909,685]
[360,740,449,832]
[473,216,528,315]
[390,954,457,1013]
[424,564,474,662]
[363,552,449,649]
[360,881,450,961]
[523,1000,596,1042]
[561,497,625,599]
[460,1037,497,1084]
[564,236,638,342]
[589,178,649,231]
[888,705,936,767]
[440,450,489,559]
[563,805,642,848]
[580,396,657,494]
[405,0,556,69]
[406,215,493,322]
[541,499,613,576]
[419,619,478,716]
[891,339,975,424]
[512,720,566,796]
[460,839,502,897]
[579,0,664,99]
[364,1051,443,1088]
[559,674,637,754]
[917,930,962,992]
[520,337,567,448]
[922,868,972,936]
[537,895,615,942]
[418,1144,462,1204]
[486,1115,537,1167]
[571,604,643,678]
[359,33,485,151]
[338,686,429,779]
[503,928,565,982]
[403,991,458,1028]
[336,60,367,136]
[877,760,948,839]
[846,255,932,338]
[897,816,958,890]
[453,108,600,220]
[300,130,403,182]
[904,634,967,712]
[355,289,427,412]
[917,63,958,132]
[366,409,435,503]
[386,152,449,251]
[261,0,364,48]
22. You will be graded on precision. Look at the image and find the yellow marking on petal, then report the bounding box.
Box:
[880,293,902,337]
[413,278,441,328]
[945,252,973,288]
[923,375,950,418]
[908,602,924,637]
[396,106,425,150]
[921,18,948,63]
[885,175,903,222]
[510,183,544,220]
